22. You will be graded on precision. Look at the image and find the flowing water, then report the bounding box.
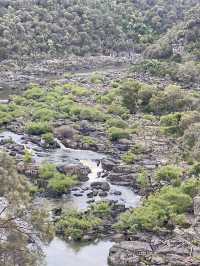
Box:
[0,131,140,266]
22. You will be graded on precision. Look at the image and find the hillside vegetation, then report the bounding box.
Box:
[0,0,199,61]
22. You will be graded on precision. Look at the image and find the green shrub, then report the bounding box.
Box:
[24,85,45,99]
[90,201,111,218]
[155,165,183,185]
[23,149,33,163]
[106,117,128,129]
[42,133,55,145]
[79,106,106,122]
[108,127,130,141]
[25,122,51,135]
[0,111,13,125]
[116,185,193,232]
[32,108,57,121]
[82,136,97,146]
[149,85,192,115]
[107,103,129,118]
[189,163,200,176]
[48,174,77,193]
[180,178,200,197]
[63,83,91,96]
[96,88,119,104]
[122,151,136,164]
[90,72,104,84]
[56,210,101,240]
[119,79,142,113]
[39,163,57,179]
[136,170,150,189]
[160,113,182,135]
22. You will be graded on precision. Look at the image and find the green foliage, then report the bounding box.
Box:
[0,110,13,125]
[160,113,182,135]
[116,185,193,232]
[24,86,45,100]
[48,174,77,193]
[63,83,91,96]
[108,127,130,141]
[107,103,129,119]
[90,73,104,84]
[136,170,150,189]
[0,152,53,265]
[82,136,97,146]
[90,201,111,218]
[32,108,57,121]
[39,163,57,180]
[122,151,136,164]
[25,122,52,135]
[42,133,55,145]
[106,117,128,129]
[56,210,101,241]
[119,79,142,113]
[23,149,33,163]
[190,163,200,176]
[39,163,77,193]
[180,178,200,197]
[155,165,183,185]
[149,85,196,115]
[131,59,174,77]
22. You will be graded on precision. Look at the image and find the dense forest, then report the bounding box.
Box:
[0,0,199,60]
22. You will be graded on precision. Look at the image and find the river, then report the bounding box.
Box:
[0,130,140,266]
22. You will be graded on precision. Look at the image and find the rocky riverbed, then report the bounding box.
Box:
[1,59,200,266]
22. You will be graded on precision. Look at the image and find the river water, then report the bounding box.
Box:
[0,130,140,266]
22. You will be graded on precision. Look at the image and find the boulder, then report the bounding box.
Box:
[91,181,110,191]
[108,241,152,266]
[57,163,91,181]
[101,159,116,171]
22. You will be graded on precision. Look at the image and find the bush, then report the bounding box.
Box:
[0,111,13,125]
[149,85,191,115]
[122,151,136,164]
[131,59,172,77]
[90,201,111,218]
[160,113,182,135]
[108,127,130,141]
[42,133,55,145]
[155,165,183,185]
[180,178,200,197]
[25,122,51,135]
[106,117,128,129]
[56,210,101,240]
[24,85,45,99]
[119,79,142,113]
[79,106,106,122]
[82,136,97,146]
[116,185,193,232]
[63,83,91,96]
[189,163,200,176]
[136,170,150,189]
[181,123,200,149]
[90,73,104,84]
[39,163,57,180]
[107,103,129,118]
[32,108,57,121]
[48,174,77,193]
[23,149,33,163]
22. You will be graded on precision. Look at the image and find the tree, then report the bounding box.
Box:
[0,152,53,266]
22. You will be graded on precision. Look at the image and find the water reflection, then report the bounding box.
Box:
[44,237,113,266]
